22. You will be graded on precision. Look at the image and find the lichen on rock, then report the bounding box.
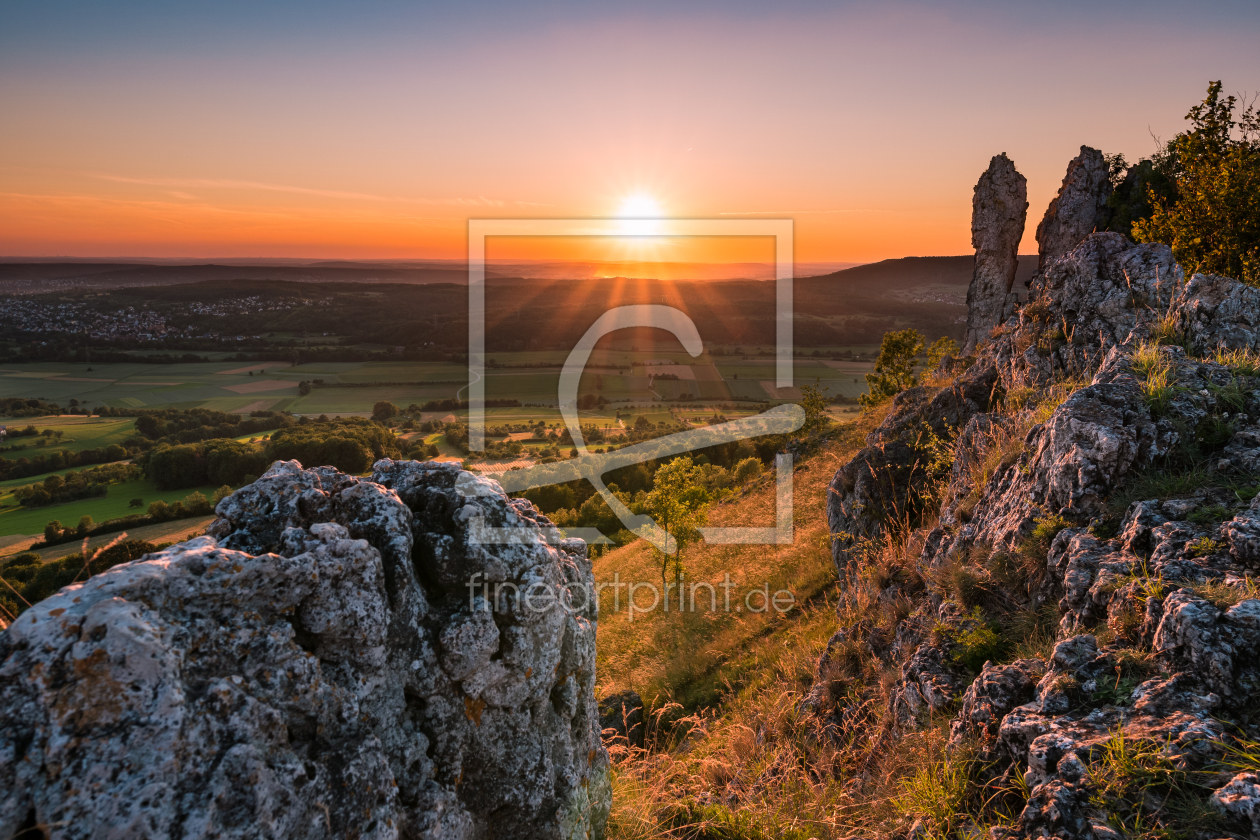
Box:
[0,459,609,840]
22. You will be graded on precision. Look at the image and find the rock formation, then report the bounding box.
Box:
[0,460,610,840]
[822,224,1260,837]
[964,153,1028,353]
[1034,145,1114,277]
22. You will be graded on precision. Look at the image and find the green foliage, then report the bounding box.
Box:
[11,462,140,508]
[1210,345,1260,376]
[372,400,399,423]
[860,328,925,407]
[1187,536,1223,558]
[143,418,401,488]
[892,752,975,840]
[926,336,960,371]
[654,800,813,840]
[1090,675,1142,707]
[1105,157,1176,240]
[1088,730,1227,838]
[1188,504,1230,526]
[1218,737,1260,775]
[951,617,1010,673]
[732,457,762,484]
[1133,81,1260,284]
[1130,342,1178,416]
[144,438,269,491]
[643,456,710,590]
[1028,513,1070,547]
[798,379,830,430]
[182,491,212,516]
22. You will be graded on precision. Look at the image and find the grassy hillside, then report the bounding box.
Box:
[593,413,891,839]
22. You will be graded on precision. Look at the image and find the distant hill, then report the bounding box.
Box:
[0,262,469,294]
[798,254,1038,292]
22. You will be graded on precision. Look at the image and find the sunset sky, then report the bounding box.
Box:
[2,0,1257,265]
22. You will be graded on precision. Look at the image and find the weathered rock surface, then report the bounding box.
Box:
[827,363,999,575]
[820,206,1260,837]
[1034,146,1114,277]
[0,460,610,840]
[948,658,1044,752]
[965,153,1029,353]
[1212,772,1260,838]
[1175,271,1260,352]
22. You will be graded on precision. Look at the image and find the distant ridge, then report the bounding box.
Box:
[0,255,1034,295]
[799,254,1038,292]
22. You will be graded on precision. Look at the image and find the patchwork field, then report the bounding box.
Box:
[0,350,873,416]
[0,415,136,454]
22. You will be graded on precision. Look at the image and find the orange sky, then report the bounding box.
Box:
[1,2,1257,264]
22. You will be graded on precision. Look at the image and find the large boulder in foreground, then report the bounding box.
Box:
[0,460,609,840]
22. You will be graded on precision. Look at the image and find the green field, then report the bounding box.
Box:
[0,476,221,540]
[0,350,873,416]
[0,348,875,546]
[0,361,302,412]
[0,415,137,454]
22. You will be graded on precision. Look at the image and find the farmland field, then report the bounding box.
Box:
[0,475,222,542]
[0,346,875,553]
[0,348,873,416]
[0,415,136,453]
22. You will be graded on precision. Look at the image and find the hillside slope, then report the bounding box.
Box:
[597,234,1260,840]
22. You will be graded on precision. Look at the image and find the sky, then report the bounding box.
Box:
[1,0,1258,264]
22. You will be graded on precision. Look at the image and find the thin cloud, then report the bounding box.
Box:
[92,174,546,208]
[719,208,893,215]
[0,191,464,229]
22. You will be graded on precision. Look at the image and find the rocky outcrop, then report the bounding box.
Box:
[965,153,1029,353]
[827,363,999,575]
[948,658,1044,753]
[1175,270,1260,352]
[1213,772,1260,838]
[0,460,610,840]
[1034,146,1114,277]
[820,208,1260,837]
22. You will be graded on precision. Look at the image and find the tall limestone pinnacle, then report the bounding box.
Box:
[963,153,1028,353]
[1033,144,1113,277]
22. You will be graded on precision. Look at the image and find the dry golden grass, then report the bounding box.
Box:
[595,410,985,839]
[594,432,852,703]
[594,371,1105,838]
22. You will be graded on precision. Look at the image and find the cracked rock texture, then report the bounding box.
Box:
[1034,146,1114,278]
[820,225,1260,838]
[965,152,1029,353]
[0,460,609,840]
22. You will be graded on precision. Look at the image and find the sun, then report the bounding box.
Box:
[616,194,664,218]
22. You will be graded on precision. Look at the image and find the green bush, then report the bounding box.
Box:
[952,619,1010,673]
[1133,81,1260,284]
[861,328,925,407]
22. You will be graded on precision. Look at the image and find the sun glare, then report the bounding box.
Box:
[617,194,664,218]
